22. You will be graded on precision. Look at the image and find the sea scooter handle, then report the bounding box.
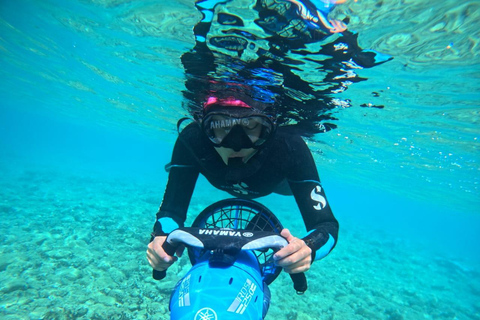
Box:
[152,227,308,294]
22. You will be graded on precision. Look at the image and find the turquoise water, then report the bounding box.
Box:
[1,0,479,319]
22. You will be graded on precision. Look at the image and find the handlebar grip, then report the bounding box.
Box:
[289,272,308,294]
[152,239,179,281]
[152,269,166,280]
[162,241,178,256]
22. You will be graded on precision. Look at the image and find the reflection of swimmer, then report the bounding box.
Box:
[194,0,390,65]
[181,0,392,139]
[191,0,392,112]
[147,90,339,276]
[195,0,347,41]
[263,0,347,35]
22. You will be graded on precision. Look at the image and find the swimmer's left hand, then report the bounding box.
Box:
[273,228,312,274]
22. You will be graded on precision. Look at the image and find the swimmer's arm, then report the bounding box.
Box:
[152,136,200,236]
[285,135,339,262]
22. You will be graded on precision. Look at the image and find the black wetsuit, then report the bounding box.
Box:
[153,123,339,261]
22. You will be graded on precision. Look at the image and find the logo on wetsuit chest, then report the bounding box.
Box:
[232,182,249,195]
[220,182,259,195]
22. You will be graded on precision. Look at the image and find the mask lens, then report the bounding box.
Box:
[202,114,274,148]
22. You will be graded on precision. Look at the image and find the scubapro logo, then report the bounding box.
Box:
[194,307,217,320]
[311,185,327,210]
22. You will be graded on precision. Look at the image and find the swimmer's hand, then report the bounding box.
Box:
[273,229,312,274]
[147,236,184,272]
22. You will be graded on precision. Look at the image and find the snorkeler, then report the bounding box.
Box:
[146,90,339,275]
[147,0,392,280]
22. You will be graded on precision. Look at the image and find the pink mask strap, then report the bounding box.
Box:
[203,96,252,110]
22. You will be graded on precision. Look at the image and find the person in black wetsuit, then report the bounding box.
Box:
[146,90,339,274]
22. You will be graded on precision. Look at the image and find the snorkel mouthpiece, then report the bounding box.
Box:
[227,157,245,167]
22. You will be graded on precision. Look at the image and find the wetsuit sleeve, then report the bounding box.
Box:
[152,134,200,237]
[286,136,339,262]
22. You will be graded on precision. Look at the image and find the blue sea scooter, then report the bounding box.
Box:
[153,198,307,319]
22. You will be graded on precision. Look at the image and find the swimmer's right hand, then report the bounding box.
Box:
[147,236,184,272]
